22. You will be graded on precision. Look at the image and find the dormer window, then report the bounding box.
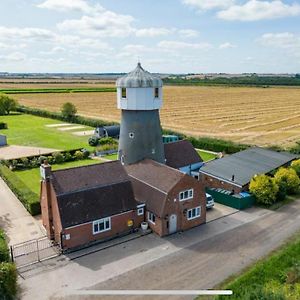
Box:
[121,88,126,99]
[154,88,159,98]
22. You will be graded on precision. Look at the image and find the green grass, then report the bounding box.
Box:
[0,87,116,94]
[103,153,118,160]
[0,113,94,151]
[197,149,218,162]
[211,231,300,300]
[14,159,103,194]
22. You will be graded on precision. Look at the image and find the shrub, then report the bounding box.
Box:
[20,157,29,168]
[0,164,40,215]
[249,174,279,205]
[74,150,84,160]
[64,152,73,162]
[274,168,300,195]
[0,230,9,263]
[53,152,64,164]
[0,122,7,129]
[98,137,118,146]
[97,144,118,152]
[81,149,90,159]
[38,155,47,165]
[0,262,17,300]
[291,159,300,177]
[61,102,77,120]
[88,136,99,146]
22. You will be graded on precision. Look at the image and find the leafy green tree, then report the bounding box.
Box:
[0,95,17,115]
[291,159,300,177]
[249,174,279,205]
[274,167,300,195]
[61,102,77,120]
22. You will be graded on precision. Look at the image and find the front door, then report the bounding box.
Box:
[169,214,177,234]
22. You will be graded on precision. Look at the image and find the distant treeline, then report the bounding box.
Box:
[164,75,300,87]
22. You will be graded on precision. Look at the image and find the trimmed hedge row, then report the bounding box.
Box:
[0,229,17,300]
[0,164,40,215]
[0,263,17,300]
[16,105,118,128]
[3,148,90,171]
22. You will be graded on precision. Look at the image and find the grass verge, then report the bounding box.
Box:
[199,231,300,300]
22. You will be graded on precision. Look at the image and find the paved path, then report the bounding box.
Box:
[0,178,45,245]
[18,201,300,300]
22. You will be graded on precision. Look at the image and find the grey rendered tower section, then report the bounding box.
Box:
[116,63,165,165]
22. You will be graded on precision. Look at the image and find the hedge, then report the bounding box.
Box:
[0,164,40,215]
[0,262,17,300]
[0,231,9,263]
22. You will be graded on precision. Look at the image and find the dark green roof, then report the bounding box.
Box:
[200,147,298,187]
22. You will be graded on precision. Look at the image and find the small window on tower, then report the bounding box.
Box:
[121,88,126,99]
[154,88,159,98]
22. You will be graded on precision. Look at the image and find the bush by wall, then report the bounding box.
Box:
[0,230,9,263]
[0,164,40,215]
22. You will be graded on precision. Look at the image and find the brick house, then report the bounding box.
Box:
[40,161,144,250]
[126,159,206,236]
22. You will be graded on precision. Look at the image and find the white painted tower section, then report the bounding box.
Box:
[116,63,165,165]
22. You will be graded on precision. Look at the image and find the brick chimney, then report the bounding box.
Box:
[40,161,54,239]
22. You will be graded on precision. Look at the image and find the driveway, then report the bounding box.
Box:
[0,178,45,245]
[19,200,300,300]
[206,203,238,222]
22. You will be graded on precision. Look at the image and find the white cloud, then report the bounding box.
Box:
[57,11,135,37]
[158,40,212,50]
[135,27,173,37]
[178,29,199,38]
[0,52,26,61]
[219,42,236,49]
[182,0,234,11]
[218,0,300,21]
[0,26,54,41]
[37,0,103,14]
[0,42,27,50]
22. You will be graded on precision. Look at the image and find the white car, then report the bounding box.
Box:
[206,193,215,209]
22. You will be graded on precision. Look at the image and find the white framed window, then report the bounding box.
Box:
[93,217,111,234]
[187,206,201,220]
[148,212,156,224]
[179,189,194,201]
[137,207,144,216]
[121,88,126,98]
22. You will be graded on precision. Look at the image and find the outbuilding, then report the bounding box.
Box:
[200,147,298,193]
[0,134,7,147]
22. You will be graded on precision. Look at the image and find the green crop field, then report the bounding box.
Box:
[0,114,93,151]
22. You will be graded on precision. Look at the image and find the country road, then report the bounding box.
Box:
[19,199,300,300]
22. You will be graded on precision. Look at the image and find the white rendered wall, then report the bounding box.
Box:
[117,87,163,110]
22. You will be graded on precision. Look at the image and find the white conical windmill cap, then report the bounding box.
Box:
[116,62,163,88]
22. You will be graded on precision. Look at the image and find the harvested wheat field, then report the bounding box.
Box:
[14,85,300,147]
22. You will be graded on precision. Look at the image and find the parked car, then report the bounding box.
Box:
[206,193,215,209]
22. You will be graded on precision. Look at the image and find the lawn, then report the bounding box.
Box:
[14,159,104,194]
[0,113,94,151]
[197,149,218,161]
[213,231,300,300]
[103,153,118,160]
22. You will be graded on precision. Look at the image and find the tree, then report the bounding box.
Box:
[249,174,279,205]
[0,95,17,115]
[291,159,300,177]
[274,167,300,194]
[61,102,77,120]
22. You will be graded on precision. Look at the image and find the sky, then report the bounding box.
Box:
[0,0,300,73]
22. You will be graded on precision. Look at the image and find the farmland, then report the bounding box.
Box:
[10,85,300,147]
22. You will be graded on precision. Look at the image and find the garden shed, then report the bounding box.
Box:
[0,134,7,147]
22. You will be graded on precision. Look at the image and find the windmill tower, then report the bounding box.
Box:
[116,63,165,165]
